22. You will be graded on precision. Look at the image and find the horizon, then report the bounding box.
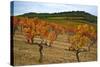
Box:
[11,1,97,16]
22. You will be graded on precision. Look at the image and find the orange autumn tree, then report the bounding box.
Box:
[77,24,97,49]
[12,16,20,34]
[23,27,35,44]
[69,34,92,62]
[22,17,36,44]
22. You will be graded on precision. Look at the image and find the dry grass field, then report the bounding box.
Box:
[13,31,97,66]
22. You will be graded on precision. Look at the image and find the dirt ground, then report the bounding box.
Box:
[13,32,97,66]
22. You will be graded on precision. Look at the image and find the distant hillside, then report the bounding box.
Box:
[17,11,97,23]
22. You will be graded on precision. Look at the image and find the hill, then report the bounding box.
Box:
[17,11,97,23]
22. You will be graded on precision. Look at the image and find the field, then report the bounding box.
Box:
[13,31,97,66]
[12,16,97,66]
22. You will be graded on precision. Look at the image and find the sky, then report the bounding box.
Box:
[11,1,97,16]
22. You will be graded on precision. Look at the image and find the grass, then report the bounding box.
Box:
[13,40,40,65]
[42,16,97,29]
[13,32,97,66]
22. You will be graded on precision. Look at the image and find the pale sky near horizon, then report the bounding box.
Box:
[11,1,97,16]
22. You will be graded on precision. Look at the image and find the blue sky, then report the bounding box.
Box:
[11,1,97,16]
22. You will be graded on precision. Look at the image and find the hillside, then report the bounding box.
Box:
[17,11,97,23]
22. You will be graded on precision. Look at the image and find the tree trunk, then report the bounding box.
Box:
[88,40,95,51]
[27,39,29,43]
[31,37,34,44]
[76,50,80,62]
[38,44,43,63]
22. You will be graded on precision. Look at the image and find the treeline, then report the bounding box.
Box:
[17,11,97,23]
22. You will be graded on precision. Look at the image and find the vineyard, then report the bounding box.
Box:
[12,16,97,66]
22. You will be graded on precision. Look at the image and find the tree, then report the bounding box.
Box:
[12,16,20,34]
[69,34,92,62]
[23,27,35,44]
[77,24,97,49]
